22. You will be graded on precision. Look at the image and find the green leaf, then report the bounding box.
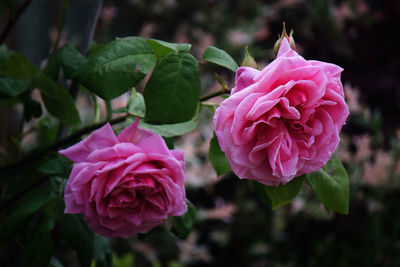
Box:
[252,181,271,205]
[306,154,350,214]
[88,43,105,58]
[146,39,191,57]
[127,89,145,117]
[171,200,196,239]
[163,137,174,149]
[73,37,156,100]
[43,51,61,81]
[0,193,56,242]
[0,77,29,98]
[202,46,239,72]
[19,216,53,267]
[93,236,113,267]
[113,254,134,267]
[38,156,70,175]
[58,212,94,267]
[0,45,12,60]
[32,72,81,125]
[59,45,87,79]
[0,50,39,80]
[139,118,199,138]
[138,104,200,137]
[264,176,305,210]
[209,133,232,176]
[143,52,201,124]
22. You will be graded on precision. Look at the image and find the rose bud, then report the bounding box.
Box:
[273,23,296,55]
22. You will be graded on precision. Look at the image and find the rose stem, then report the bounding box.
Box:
[198,87,231,102]
[0,0,34,45]
[0,114,128,174]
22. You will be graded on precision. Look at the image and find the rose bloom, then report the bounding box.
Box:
[213,38,349,186]
[59,119,187,238]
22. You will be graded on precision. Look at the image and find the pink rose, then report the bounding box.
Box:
[59,119,187,238]
[213,39,349,186]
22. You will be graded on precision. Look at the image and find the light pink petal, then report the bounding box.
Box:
[214,84,258,150]
[231,92,265,146]
[86,142,142,162]
[248,132,280,164]
[246,97,281,121]
[157,175,186,215]
[321,88,349,127]
[68,162,104,202]
[118,118,154,144]
[95,153,146,175]
[231,67,260,94]
[255,56,308,94]
[279,66,327,107]
[64,184,84,214]
[246,161,279,186]
[277,38,299,58]
[135,134,170,155]
[171,150,184,163]
[309,60,343,79]
[145,153,186,185]
[277,133,299,178]
[284,79,322,108]
[59,123,118,163]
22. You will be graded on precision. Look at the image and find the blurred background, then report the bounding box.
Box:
[1,0,400,266]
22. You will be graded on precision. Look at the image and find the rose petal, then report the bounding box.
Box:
[86,142,142,162]
[231,67,260,94]
[309,60,343,79]
[118,118,153,144]
[277,38,299,58]
[59,123,118,163]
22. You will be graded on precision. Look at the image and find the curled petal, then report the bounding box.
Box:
[59,123,118,163]
[232,67,260,94]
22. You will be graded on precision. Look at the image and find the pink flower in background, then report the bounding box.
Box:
[213,38,349,186]
[59,119,187,238]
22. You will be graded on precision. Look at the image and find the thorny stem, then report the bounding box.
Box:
[0,0,34,45]
[198,61,231,101]
[199,87,231,102]
[199,61,229,90]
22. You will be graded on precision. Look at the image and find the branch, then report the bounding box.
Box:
[0,115,127,174]
[199,61,229,89]
[199,87,231,102]
[0,0,34,45]
[0,174,49,211]
[198,61,231,101]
